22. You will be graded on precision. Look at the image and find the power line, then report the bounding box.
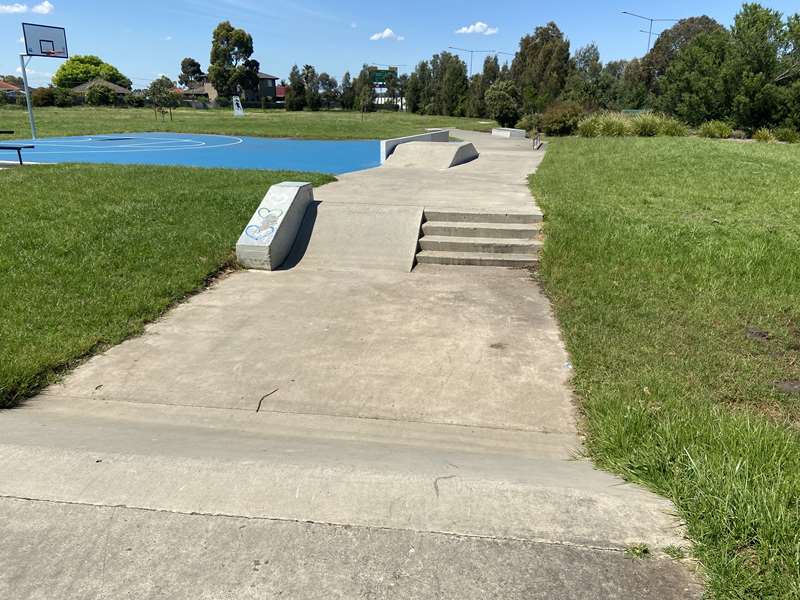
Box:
[622,11,679,53]
[448,46,496,77]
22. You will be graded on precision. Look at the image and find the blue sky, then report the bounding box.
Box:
[3,0,799,87]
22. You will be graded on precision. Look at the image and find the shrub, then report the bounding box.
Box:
[215,96,231,108]
[539,102,585,136]
[753,128,776,143]
[484,80,520,128]
[53,88,75,107]
[85,84,116,106]
[577,115,602,137]
[0,93,6,106]
[597,112,631,137]
[698,120,733,139]
[515,114,539,133]
[731,129,748,140]
[774,127,800,143]
[125,93,146,108]
[32,86,55,107]
[659,117,690,137]
[630,112,661,137]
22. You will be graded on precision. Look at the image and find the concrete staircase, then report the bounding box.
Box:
[416,209,543,267]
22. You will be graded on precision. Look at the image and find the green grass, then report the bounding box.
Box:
[0,105,495,140]
[0,164,334,407]
[531,137,800,598]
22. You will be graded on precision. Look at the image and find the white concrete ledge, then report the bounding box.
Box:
[384,141,479,170]
[380,129,450,164]
[236,182,314,270]
[492,127,527,139]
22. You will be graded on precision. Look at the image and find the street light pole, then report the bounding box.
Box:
[621,11,679,53]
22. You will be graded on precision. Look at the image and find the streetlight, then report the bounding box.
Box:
[622,11,679,52]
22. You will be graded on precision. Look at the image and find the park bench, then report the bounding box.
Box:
[0,131,34,165]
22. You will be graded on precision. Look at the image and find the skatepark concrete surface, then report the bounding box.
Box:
[0,130,701,599]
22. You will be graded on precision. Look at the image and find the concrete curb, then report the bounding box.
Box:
[380,129,450,164]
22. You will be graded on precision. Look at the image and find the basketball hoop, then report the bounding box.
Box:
[20,23,69,140]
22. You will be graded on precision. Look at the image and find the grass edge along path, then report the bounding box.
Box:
[0,163,334,408]
[530,137,800,598]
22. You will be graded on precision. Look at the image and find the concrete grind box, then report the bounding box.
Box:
[236,182,313,270]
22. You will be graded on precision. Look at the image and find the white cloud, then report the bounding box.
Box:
[455,21,498,36]
[0,3,28,13]
[31,0,54,14]
[370,27,404,41]
[164,35,173,41]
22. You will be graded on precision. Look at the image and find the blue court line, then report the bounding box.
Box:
[0,132,381,175]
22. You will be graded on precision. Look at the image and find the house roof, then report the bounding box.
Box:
[71,78,130,94]
[258,72,279,80]
[0,80,20,91]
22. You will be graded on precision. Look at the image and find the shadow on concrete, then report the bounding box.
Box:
[279,201,320,270]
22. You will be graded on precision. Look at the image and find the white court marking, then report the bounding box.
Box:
[27,135,245,155]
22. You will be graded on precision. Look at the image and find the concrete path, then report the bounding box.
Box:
[0,130,701,599]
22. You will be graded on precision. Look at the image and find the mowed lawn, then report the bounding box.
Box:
[531,138,800,597]
[0,164,334,407]
[0,106,495,140]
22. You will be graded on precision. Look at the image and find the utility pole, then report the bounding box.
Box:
[448,46,495,78]
[621,11,679,53]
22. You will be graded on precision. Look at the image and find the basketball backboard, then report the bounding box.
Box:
[22,22,68,58]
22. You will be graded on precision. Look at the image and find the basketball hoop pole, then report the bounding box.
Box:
[19,54,37,140]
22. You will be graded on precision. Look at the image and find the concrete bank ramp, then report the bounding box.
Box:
[281,201,423,272]
[384,141,479,170]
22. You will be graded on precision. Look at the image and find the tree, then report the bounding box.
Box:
[510,22,571,113]
[485,80,520,127]
[85,84,117,106]
[178,58,206,88]
[642,16,725,94]
[207,21,260,98]
[32,86,55,107]
[147,76,181,120]
[340,71,354,110]
[353,65,375,113]
[318,73,339,109]
[405,72,422,113]
[0,75,23,88]
[52,55,131,89]
[658,31,731,125]
[384,70,399,107]
[285,64,306,111]
[302,64,321,110]
[561,43,604,108]
[435,52,468,115]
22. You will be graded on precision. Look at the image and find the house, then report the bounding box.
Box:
[71,78,130,101]
[0,80,21,101]
[255,72,279,101]
[181,82,218,105]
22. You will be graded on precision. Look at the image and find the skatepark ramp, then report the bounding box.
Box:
[383,141,479,170]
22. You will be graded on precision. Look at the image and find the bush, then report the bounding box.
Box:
[53,88,75,107]
[539,102,585,136]
[774,127,800,143]
[215,96,231,108]
[32,87,55,107]
[515,114,539,133]
[630,112,661,137]
[125,94,146,108]
[577,114,601,137]
[484,81,520,128]
[659,117,690,137]
[85,84,116,106]
[753,128,776,143]
[577,113,631,137]
[698,120,733,139]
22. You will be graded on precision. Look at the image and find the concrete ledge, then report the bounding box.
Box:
[384,141,479,170]
[235,182,313,270]
[492,127,527,139]
[380,129,449,164]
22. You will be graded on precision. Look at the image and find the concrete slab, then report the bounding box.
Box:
[281,202,422,272]
[41,267,575,432]
[0,498,701,600]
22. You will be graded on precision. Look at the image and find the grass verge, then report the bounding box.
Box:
[0,106,495,140]
[531,137,800,597]
[0,164,334,407]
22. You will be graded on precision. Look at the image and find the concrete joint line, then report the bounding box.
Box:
[0,493,638,556]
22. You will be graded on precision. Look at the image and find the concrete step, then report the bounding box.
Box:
[0,397,685,552]
[417,250,540,267]
[424,209,543,224]
[420,236,542,254]
[422,221,542,239]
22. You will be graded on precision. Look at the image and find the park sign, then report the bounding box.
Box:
[370,67,398,85]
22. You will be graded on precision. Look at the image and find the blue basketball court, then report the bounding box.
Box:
[1,132,382,175]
